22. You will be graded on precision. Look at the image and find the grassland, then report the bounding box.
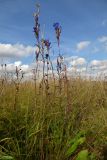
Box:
[0,77,107,160]
[0,3,107,159]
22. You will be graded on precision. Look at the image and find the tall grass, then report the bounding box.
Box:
[0,79,107,159]
[0,3,107,160]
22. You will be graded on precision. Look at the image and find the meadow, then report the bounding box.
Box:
[0,77,107,160]
[0,3,107,160]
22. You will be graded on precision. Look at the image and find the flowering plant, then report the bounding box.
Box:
[53,22,62,46]
[33,14,40,41]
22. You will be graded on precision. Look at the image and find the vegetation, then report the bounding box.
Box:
[0,3,107,160]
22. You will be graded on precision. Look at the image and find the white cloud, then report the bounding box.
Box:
[0,43,35,58]
[76,41,91,52]
[90,60,101,66]
[21,64,29,72]
[14,61,22,66]
[65,56,78,62]
[70,57,86,66]
[98,36,107,43]
[90,60,107,66]
[68,67,86,73]
[90,60,107,71]
[0,61,30,72]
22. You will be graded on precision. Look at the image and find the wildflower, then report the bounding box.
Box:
[44,39,51,50]
[53,22,62,46]
[53,22,60,30]
[33,13,40,41]
[41,39,51,60]
[33,25,40,41]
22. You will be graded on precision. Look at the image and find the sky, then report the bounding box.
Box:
[0,0,107,78]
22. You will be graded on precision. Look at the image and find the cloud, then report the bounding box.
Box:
[98,36,107,43]
[76,41,91,52]
[90,60,101,66]
[66,57,107,78]
[0,43,35,58]
[0,60,32,80]
[6,61,29,72]
[90,60,107,71]
[65,56,78,62]
[69,57,86,66]
[0,60,29,72]
[68,66,86,73]
[21,64,29,72]
[14,61,22,66]
[1,53,107,80]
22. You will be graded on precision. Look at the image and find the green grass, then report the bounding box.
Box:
[0,78,107,159]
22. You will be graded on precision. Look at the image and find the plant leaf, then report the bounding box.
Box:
[0,156,14,160]
[66,141,78,157]
[77,137,86,145]
[66,137,86,157]
[76,150,88,160]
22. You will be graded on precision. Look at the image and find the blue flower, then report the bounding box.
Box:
[53,22,60,30]
[53,22,62,31]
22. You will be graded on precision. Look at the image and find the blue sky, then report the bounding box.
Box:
[0,0,107,75]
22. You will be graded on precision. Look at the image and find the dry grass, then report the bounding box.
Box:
[0,78,107,159]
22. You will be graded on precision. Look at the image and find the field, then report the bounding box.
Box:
[0,77,107,160]
[0,2,107,160]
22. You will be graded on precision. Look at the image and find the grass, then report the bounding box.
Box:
[0,3,107,160]
[0,78,107,159]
